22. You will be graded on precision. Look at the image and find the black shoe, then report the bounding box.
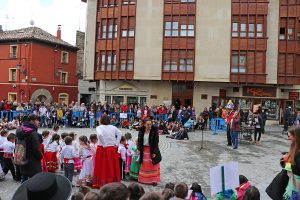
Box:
[152,183,157,186]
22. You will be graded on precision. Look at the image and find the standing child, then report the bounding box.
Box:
[0,133,16,180]
[69,132,82,172]
[61,136,77,183]
[42,130,50,146]
[129,138,140,180]
[118,136,127,180]
[125,132,134,174]
[77,136,93,187]
[50,124,59,136]
[0,130,8,168]
[59,132,69,171]
[89,134,98,182]
[44,134,60,172]
[89,109,95,129]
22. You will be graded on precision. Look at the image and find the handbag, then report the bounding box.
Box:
[152,150,162,165]
[266,170,289,200]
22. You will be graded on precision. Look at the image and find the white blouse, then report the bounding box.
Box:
[96,125,122,147]
[45,141,60,153]
[143,133,150,146]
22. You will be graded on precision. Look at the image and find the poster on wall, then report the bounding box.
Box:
[243,86,276,98]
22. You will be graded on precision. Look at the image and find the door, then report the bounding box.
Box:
[172,82,194,108]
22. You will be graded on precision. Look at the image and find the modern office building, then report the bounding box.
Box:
[82,0,300,121]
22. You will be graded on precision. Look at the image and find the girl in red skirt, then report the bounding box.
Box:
[93,114,122,188]
[44,134,60,172]
[138,120,161,186]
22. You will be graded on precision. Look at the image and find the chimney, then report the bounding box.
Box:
[56,25,61,39]
[0,25,3,33]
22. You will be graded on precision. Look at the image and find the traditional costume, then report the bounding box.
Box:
[125,139,134,173]
[78,146,93,184]
[60,145,77,182]
[225,100,235,146]
[72,141,82,171]
[44,141,60,172]
[0,140,16,179]
[118,143,126,180]
[93,125,122,188]
[129,146,140,180]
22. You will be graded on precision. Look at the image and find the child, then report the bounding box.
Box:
[125,132,134,174]
[236,175,251,200]
[129,139,140,180]
[59,132,69,171]
[69,132,82,172]
[50,124,59,136]
[0,130,8,168]
[77,136,93,187]
[44,134,60,172]
[38,133,47,172]
[42,130,50,146]
[61,136,77,183]
[189,182,207,200]
[0,133,16,180]
[89,109,95,129]
[118,136,127,180]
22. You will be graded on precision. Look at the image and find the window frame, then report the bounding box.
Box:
[8,93,17,102]
[60,72,68,84]
[9,68,17,82]
[10,45,18,59]
[231,53,247,73]
[61,51,69,64]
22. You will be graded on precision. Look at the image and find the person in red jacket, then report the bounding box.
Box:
[4,102,11,111]
[120,102,128,113]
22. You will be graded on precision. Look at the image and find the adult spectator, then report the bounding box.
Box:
[140,192,163,200]
[230,111,241,149]
[16,103,24,112]
[128,182,145,200]
[16,114,42,183]
[243,186,260,200]
[99,183,129,200]
[93,114,122,188]
[39,103,47,127]
[138,120,161,186]
[201,107,209,130]
[0,99,6,111]
[174,182,188,200]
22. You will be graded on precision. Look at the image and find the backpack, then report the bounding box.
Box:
[14,137,28,166]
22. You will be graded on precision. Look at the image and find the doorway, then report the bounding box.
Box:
[172,82,194,108]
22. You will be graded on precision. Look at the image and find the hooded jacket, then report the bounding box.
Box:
[16,122,42,177]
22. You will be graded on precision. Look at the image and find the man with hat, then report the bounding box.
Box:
[16,114,42,183]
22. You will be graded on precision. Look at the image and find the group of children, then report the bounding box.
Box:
[0,126,143,187]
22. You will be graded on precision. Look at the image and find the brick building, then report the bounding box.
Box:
[0,26,78,105]
[82,0,300,122]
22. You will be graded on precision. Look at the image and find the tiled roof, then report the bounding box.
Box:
[0,27,77,50]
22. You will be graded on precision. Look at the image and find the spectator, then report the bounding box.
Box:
[99,183,129,200]
[162,188,174,200]
[128,182,145,200]
[237,175,251,200]
[165,182,175,191]
[12,172,72,200]
[140,192,163,200]
[174,182,189,200]
[71,192,84,200]
[190,182,207,200]
[243,186,260,200]
[84,191,100,200]
[16,114,43,183]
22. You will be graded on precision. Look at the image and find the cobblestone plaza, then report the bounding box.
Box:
[0,126,289,200]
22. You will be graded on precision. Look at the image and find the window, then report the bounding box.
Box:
[105,96,112,104]
[288,28,293,40]
[179,59,193,71]
[102,25,107,38]
[10,45,17,58]
[9,68,17,82]
[256,24,263,38]
[107,54,112,71]
[58,93,69,105]
[112,53,116,71]
[8,93,17,101]
[140,97,147,106]
[121,29,135,37]
[180,24,194,37]
[61,72,68,84]
[100,0,118,7]
[101,54,105,71]
[240,23,246,37]
[164,21,179,37]
[122,0,135,4]
[163,61,171,71]
[112,96,124,105]
[249,24,255,37]
[280,27,286,40]
[180,0,195,2]
[232,22,238,37]
[61,51,69,64]
[231,54,246,73]
[96,53,100,71]
[120,59,133,71]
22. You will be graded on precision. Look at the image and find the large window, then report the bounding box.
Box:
[231,22,264,38]
[61,51,69,64]
[232,22,238,37]
[60,72,68,84]
[180,24,194,37]
[164,21,179,37]
[122,0,135,4]
[231,54,246,73]
[120,50,134,71]
[179,59,193,71]
[100,19,118,39]
[100,51,117,71]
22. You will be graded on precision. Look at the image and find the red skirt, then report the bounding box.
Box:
[125,154,132,173]
[138,146,160,184]
[74,158,82,170]
[93,146,120,188]
[44,152,58,172]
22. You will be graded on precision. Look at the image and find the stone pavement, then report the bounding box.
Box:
[0,125,289,200]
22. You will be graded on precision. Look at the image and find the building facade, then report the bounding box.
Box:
[83,0,300,122]
[0,26,78,105]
